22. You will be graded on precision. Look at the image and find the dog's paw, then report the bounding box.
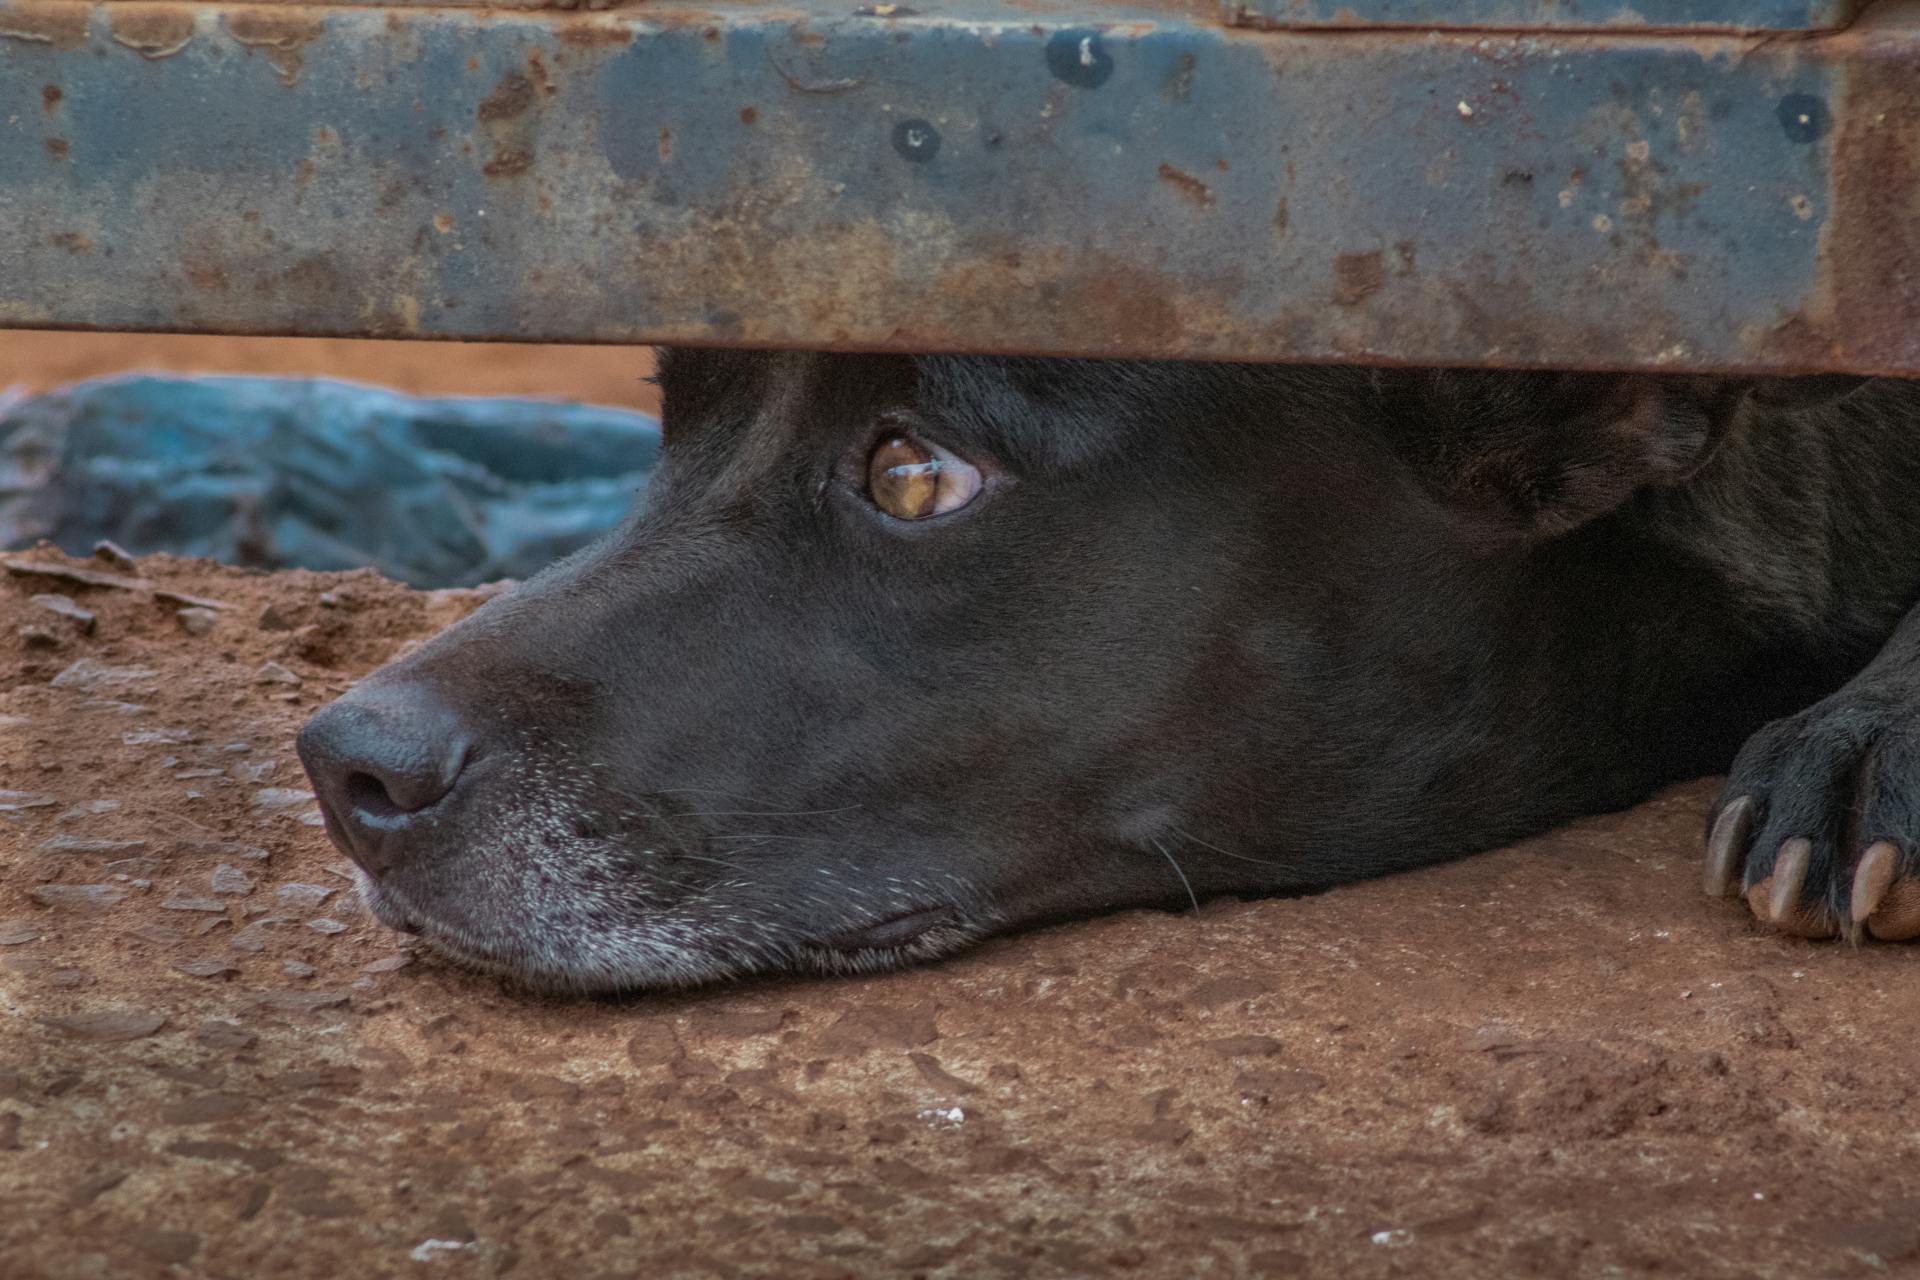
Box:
[1703,692,1920,940]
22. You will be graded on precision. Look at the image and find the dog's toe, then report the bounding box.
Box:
[1852,843,1920,940]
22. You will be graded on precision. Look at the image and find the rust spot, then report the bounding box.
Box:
[1273,197,1289,237]
[0,4,90,49]
[52,231,90,255]
[703,26,720,41]
[40,84,60,111]
[1332,251,1386,305]
[659,128,673,161]
[108,8,195,58]
[739,106,758,126]
[1052,258,1182,353]
[185,261,228,292]
[479,73,535,122]
[43,136,66,160]
[432,213,454,234]
[281,255,344,302]
[224,12,325,86]
[1156,163,1213,208]
[484,148,532,178]
[558,24,632,47]
[527,49,554,96]
[1814,40,1920,373]
[315,127,335,145]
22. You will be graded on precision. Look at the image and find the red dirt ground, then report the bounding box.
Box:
[2,335,1917,1280]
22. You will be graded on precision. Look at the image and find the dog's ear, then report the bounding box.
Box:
[1377,371,1864,542]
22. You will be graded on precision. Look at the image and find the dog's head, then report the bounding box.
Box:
[296,351,1791,990]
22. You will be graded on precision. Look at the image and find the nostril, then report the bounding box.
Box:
[346,770,405,822]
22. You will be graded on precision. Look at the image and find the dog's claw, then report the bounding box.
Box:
[1767,838,1811,923]
[1852,841,1897,925]
[1750,838,1839,938]
[1703,796,1752,897]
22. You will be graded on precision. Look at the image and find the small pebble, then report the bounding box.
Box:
[362,955,412,973]
[50,658,157,692]
[104,857,159,876]
[160,897,227,913]
[307,919,348,935]
[283,959,317,978]
[276,884,336,908]
[123,728,192,747]
[250,991,349,1012]
[177,837,268,861]
[41,1010,165,1041]
[258,604,296,632]
[255,661,302,687]
[126,923,185,947]
[30,884,127,911]
[195,1021,254,1050]
[0,791,57,812]
[154,587,233,611]
[30,594,96,634]
[176,607,219,637]
[173,961,239,980]
[252,788,316,812]
[173,768,226,780]
[234,760,278,784]
[0,920,42,946]
[91,539,138,570]
[211,865,256,895]
[55,800,121,822]
[39,834,147,856]
[80,699,148,715]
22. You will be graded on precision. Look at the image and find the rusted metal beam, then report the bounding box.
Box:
[1,0,1915,373]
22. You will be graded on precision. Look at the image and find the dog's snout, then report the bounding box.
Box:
[297,686,472,877]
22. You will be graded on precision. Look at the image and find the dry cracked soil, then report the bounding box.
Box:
[1,335,1917,1280]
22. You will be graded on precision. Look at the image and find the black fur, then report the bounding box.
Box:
[297,354,1920,989]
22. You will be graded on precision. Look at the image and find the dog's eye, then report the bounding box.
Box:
[867,436,982,520]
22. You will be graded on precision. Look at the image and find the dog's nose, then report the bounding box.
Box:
[296,686,472,877]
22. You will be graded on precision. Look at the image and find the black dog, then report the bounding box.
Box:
[297,352,1920,990]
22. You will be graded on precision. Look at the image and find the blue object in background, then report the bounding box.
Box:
[0,376,660,589]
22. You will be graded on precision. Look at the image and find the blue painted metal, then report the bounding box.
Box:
[0,0,1915,374]
[1227,0,1862,33]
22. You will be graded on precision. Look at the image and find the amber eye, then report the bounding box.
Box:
[866,435,983,520]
